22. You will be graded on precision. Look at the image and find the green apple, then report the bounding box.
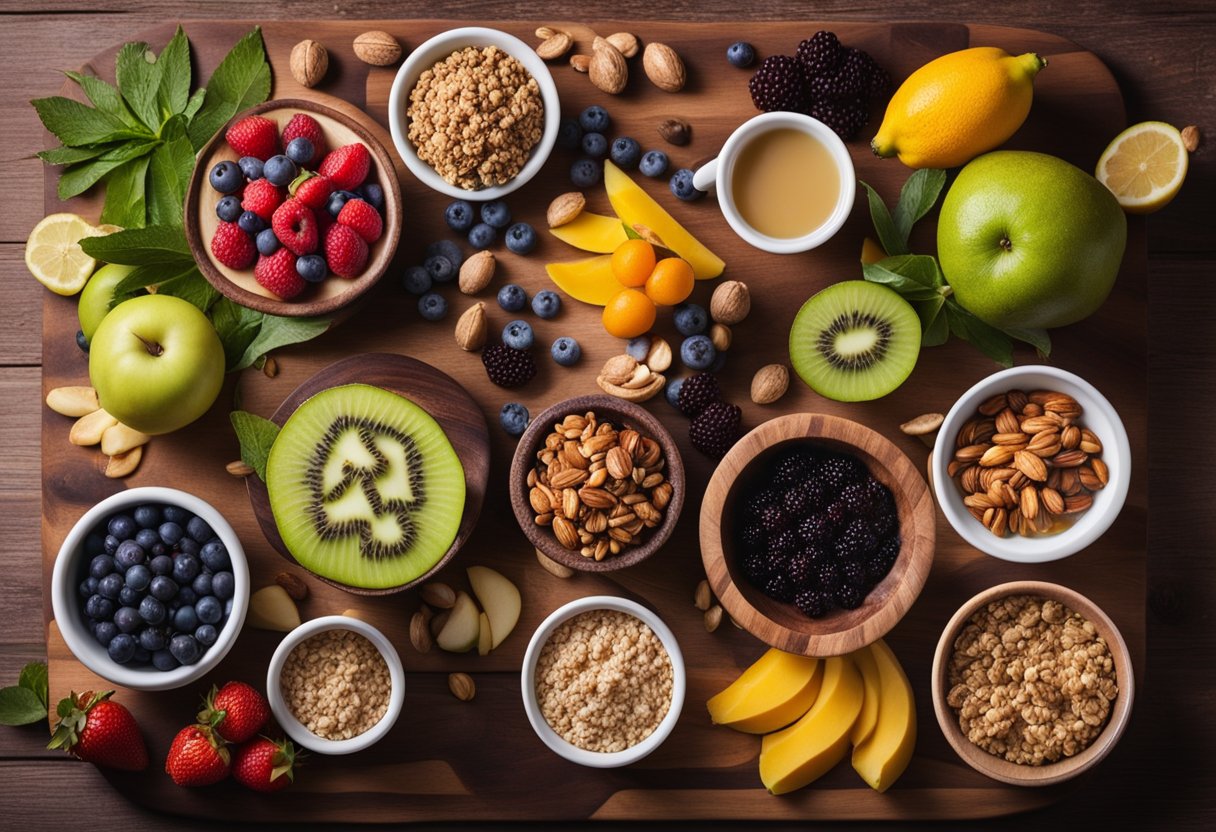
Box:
[937,150,1127,330]
[88,294,225,435]
[77,263,137,342]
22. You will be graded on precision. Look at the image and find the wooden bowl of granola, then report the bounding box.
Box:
[508,395,684,573]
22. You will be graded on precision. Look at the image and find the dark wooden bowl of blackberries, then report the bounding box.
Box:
[699,413,935,657]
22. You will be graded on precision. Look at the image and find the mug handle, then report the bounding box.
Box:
[692,158,718,193]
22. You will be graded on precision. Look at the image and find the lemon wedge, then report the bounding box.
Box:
[25,213,101,295]
[1096,121,1189,214]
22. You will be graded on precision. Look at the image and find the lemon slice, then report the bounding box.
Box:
[1096,121,1189,214]
[25,213,100,295]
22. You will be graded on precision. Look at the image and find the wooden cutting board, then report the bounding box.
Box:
[41,19,1144,822]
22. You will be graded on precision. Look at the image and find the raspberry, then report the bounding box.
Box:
[281,113,326,166]
[271,198,319,256]
[254,248,305,299]
[689,401,742,459]
[748,55,809,113]
[241,179,283,221]
[820,455,865,488]
[795,31,843,77]
[794,588,834,618]
[337,198,383,243]
[318,143,371,191]
[225,115,279,161]
[323,223,369,277]
[209,221,256,269]
[294,175,334,212]
[677,372,721,417]
[481,345,537,388]
[825,500,848,526]
[809,97,870,140]
[835,583,865,610]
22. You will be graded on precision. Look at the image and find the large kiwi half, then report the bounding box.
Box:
[266,383,466,589]
[789,280,921,402]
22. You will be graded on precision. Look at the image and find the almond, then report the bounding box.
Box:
[899,412,944,436]
[454,302,487,351]
[569,53,590,73]
[606,32,640,58]
[596,372,665,402]
[353,30,402,66]
[448,672,476,701]
[589,37,628,94]
[226,460,254,477]
[750,364,789,405]
[535,29,573,61]
[46,385,99,417]
[290,39,329,88]
[642,42,686,92]
[458,250,496,295]
[104,446,142,478]
[536,547,574,578]
[599,354,638,386]
[657,118,692,146]
[710,323,732,352]
[421,582,456,609]
[703,604,723,633]
[546,192,585,228]
[1181,124,1201,152]
[409,610,433,653]
[694,579,712,611]
[710,280,750,324]
[275,572,310,602]
[70,408,118,446]
[100,422,150,456]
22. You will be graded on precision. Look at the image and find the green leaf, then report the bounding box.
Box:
[156,26,192,117]
[57,139,158,202]
[892,168,947,241]
[154,268,219,312]
[99,154,151,229]
[18,662,48,710]
[115,41,163,130]
[862,260,940,302]
[38,145,111,166]
[0,686,46,726]
[63,71,142,129]
[234,315,331,373]
[147,116,194,227]
[80,224,192,265]
[1005,326,1052,357]
[183,87,206,121]
[229,410,280,480]
[914,297,949,347]
[209,298,264,369]
[945,299,1013,367]
[859,180,908,257]
[31,96,145,146]
[188,27,271,150]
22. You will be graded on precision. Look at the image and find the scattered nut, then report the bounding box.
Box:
[70,408,118,446]
[429,610,451,638]
[448,672,476,701]
[657,117,692,146]
[900,412,945,436]
[104,446,142,479]
[226,460,254,477]
[536,547,575,578]
[458,250,496,295]
[631,223,666,248]
[353,30,403,66]
[547,192,586,228]
[100,422,150,456]
[589,37,628,95]
[454,302,488,351]
[409,609,433,653]
[643,42,686,92]
[341,608,372,622]
[290,39,329,88]
[644,337,672,372]
[750,364,789,405]
[247,585,301,632]
[605,32,640,59]
[421,581,457,609]
[46,385,99,417]
[599,354,639,386]
[262,356,279,378]
[569,53,590,73]
[694,579,712,611]
[703,604,723,633]
[535,29,573,61]
[275,572,310,602]
[711,280,751,324]
[709,322,732,353]
[597,373,665,402]
[1181,124,1201,152]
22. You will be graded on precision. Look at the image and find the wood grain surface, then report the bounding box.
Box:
[1,2,1212,830]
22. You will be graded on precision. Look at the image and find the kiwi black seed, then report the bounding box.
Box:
[788,281,921,402]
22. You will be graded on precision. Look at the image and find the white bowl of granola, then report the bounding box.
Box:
[388,26,560,200]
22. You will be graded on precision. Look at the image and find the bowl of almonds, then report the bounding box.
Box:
[931,366,1131,563]
[508,395,684,572]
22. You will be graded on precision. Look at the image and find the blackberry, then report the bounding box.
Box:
[865,551,896,583]
[809,97,870,140]
[677,372,722,418]
[801,544,829,568]
[795,31,843,77]
[740,522,767,550]
[835,518,878,560]
[797,514,833,546]
[768,528,799,558]
[689,401,742,459]
[840,482,873,516]
[764,572,795,603]
[858,50,891,97]
[816,560,841,593]
[840,558,867,587]
[774,452,816,488]
[869,509,897,539]
[795,588,834,618]
[749,56,809,113]
[747,488,781,518]
[804,479,829,511]
[481,345,537,388]
[759,505,788,534]
[782,487,811,519]
[835,583,865,610]
[786,553,812,589]
[878,534,901,561]
[814,48,869,100]
[825,500,849,526]
[820,454,866,489]
[742,550,771,583]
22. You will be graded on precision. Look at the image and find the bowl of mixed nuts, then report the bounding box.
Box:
[508,395,684,572]
[931,365,1131,563]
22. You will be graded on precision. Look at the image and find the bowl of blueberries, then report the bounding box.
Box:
[51,487,250,691]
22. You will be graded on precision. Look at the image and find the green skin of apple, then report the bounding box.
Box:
[937,150,1127,330]
[88,294,226,435]
[77,263,137,342]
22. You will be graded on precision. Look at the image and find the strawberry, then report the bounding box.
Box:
[242,178,284,221]
[48,690,148,772]
[294,174,334,212]
[318,143,371,191]
[337,198,383,243]
[231,737,297,792]
[210,221,256,269]
[281,113,326,167]
[199,681,272,744]
[166,724,230,787]
[325,223,369,278]
[255,248,306,299]
[225,115,279,161]
[271,198,319,256]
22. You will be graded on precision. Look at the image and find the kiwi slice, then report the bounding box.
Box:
[789,281,921,402]
[266,383,466,589]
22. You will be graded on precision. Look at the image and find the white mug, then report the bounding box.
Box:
[692,112,856,254]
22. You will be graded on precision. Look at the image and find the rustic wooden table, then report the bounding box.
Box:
[1,1,1212,829]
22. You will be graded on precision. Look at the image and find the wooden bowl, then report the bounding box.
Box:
[931,581,1134,786]
[699,413,935,657]
[508,395,685,573]
[184,98,402,318]
[246,353,489,595]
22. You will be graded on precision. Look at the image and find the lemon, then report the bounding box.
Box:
[1095,121,1189,214]
[871,47,1046,169]
[25,213,101,295]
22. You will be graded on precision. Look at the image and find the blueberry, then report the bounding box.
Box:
[570,158,602,188]
[103,534,119,555]
[402,265,433,295]
[152,649,180,671]
[665,377,686,409]
[215,194,243,222]
[173,605,199,633]
[579,105,611,134]
[238,156,264,181]
[139,626,166,651]
[497,284,527,312]
[467,222,497,249]
[208,160,243,194]
[97,572,122,600]
[78,578,96,599]
[85,595,114,621]
[327,190,358,218]
[499,403,529,437]
[114,606,141,634]
[163,506,188,524]
[445,199,475,232]
[149,575,178,602]
[108,633,137,664]
[186,517,213,543]
[681,334,717,370]
[172,555,201,584]
[418,292,448,321]
[84,532,106,556]
[502,320,534,350]
[223,598,234,618]
[285,137,315,165]
[610,136,642,169]
[710,350,727,374]
[132,647,151,665]
[200,540,230,572]
[550,336,581,367]
[670,168,704,201]
[727,41,756,68]
[177,587,198,606]
[481,200,512,229]
[673,302,709,335]
[626,336,651,361]
[505,222,538,255]
[211,571,235,601]
[256,228,281,256]
[263,154,298,187]
[639,149,669,178]
[192,573,213,597]
[238,210,266,234]
[169,634,201,665]
[135,528,160,551]
[195,624,219,647]
[119,586,142,607]
[179,537,201,557]
[108,514,136,540]
[94,621,118,648]
[357,182,385,212]
[557,117,582,149]
[150,542,167,557]
[149,554,173,577]
[76,330,89,353]
[425,239,464,268]
[138,595,166,625]
[89,554,116,579]
[196,596,223,626]
[114,541,146,570]
[582,132,608,159]
[296,253,328,282]
[531,289,560,319]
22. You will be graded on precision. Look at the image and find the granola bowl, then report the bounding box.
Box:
[388,26,560,200]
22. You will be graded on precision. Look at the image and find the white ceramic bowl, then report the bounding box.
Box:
[50,487,250,691]
[520,596,686,768]
[266,615,405,755]
[931,366,1131,562]
[388,26,560,200]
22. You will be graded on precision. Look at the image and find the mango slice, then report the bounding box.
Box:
[707,649,822,734]
[860,236,887,265]
[545,255,625,306]
[549,211,628,253]
[851,639,917,793]
[604,160,725,280]
[759,656,863,795]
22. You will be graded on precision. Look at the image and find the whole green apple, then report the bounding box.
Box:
[77,263,136,343]
[88,294,225,435]
[937,150,1126,330]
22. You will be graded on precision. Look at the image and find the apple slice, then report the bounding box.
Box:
[477,611,493,656]
[436,590,480,653]
[467,565,521,650]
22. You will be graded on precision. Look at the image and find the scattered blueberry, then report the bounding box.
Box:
[237,210,266,235]
[177,586,198,606]
[674,302,710,335]
[445,199,476,233]
[467,222,497,249]
[579,105,611,134]
[118,585,142,607]
[639,149,669,179]
[162,506,188,524]
[114,606,141,634]
[531,289,561,319]
[76,330,89,353]
[626,336,651,361]
[418,292,448,321]
[550,337,581,367]
[90,554,116,579]
[402,265,432,295]
[263,154,298,187]
[727,41,756,68]
[238,156,264,181]
[286,137,315,166]
[502,320,534,350]
[425,239,464,268]
[139,627,166,651]
[499,402,530,436]
[108,633,137,664]
[570,159,601,188]
[327,190,358,218]
[255,228,281,256]
[557,117,583,150]
[681,334,717,370]
[670,168,704,201]
[296,254,328,283]
[85,595,114,621]
[665,377,686,409]
[216,195,243,223]
[357,182,385,212]
[582,132,608,159]
[98,573,122,600]
[505,222,538,255]
[208,160,243,194]
[114,540,145,570]
[423,254,456,283]
[481,200,512,229]
[610,136,642,169]
[158,521,183,545]
[497,283,527,312]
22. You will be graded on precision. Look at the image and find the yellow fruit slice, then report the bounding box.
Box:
[860,236,887,266]
[604,161,725,280]
[849,645,882,746]
[851,639,916,793]
[545,255,626,306]
[25,213,100,295]
[707,649,822,734]
[1096,121,1189,214]
[549,211,629,253]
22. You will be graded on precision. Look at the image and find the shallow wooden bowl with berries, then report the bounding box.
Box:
[699,412,935,657]
[184,98,402,318]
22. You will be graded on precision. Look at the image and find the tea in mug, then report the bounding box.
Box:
[730,128,841,239]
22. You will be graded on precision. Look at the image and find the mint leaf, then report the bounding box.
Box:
[18,662,48,710]
[188,27,271,150]
[862,259,940,302]
[234,315,330,372]
[156,26,192,117]
[38,146,110,166]
[945,299,1013,367]
[1005,326,1052,357]
[147,116,194,227]
[183,88,206,121]
[99,155,151,229]
[115,41,163,130]
[56,151,138,201]
[63,71,142,129]
[859,180,908,257]
[81,224,192,264]
[229,410,279,480]
[0,686,45,726]
[892,169,947,241]
[31,96,144,146]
